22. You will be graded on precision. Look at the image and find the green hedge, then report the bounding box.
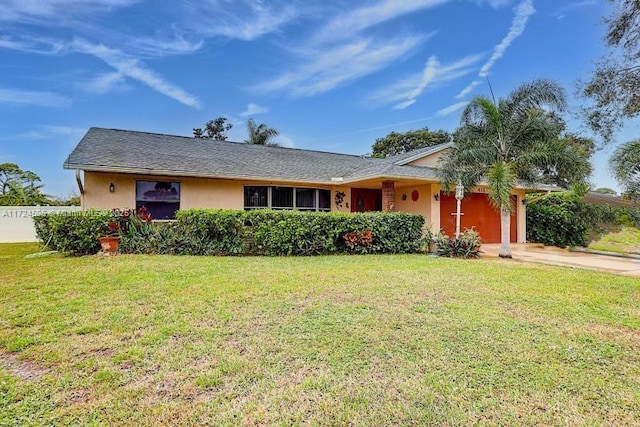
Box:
[526,192,640,247]
[35,209,425,256]
[33,210,111,256]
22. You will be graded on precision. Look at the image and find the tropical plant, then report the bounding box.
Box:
[436,228,482,258]
[245,119,279,146]
[581,0,640,142]
[610,139,640,201]
[438,79,591,258]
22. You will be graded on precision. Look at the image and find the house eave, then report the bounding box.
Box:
[393,143,453,166]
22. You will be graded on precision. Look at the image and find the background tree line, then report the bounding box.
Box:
[0,163,78,206]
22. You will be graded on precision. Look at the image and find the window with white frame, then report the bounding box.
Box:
[243,186,331,211]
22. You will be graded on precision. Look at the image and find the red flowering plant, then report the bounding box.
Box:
[107,207,152,236]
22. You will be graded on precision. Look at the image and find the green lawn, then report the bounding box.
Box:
[589,226,640,254]
[1,243,639,425]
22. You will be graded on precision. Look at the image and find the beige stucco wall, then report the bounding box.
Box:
[406,151,445,168]
[83,172,351,213]
[394,184,434,231]
[81,172,527,242]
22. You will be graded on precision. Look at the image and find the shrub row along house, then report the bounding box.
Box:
[64,127,528,243]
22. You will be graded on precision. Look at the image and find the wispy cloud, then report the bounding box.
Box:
[436,100,469,117]
[127,31,204,57]
[474,0,512,8]
[72,38,200,108]
[16,125,86,140]
[370,53,484,108]
[0,87,72,108]
[552,1,596,19]
[312,0,450,44]
[257,35,425,97]
[195,1,299,41]
[239,103,268,117]
[0,0,136,23]
[0,35,67,54]
[77,71,126,94]
[457,79,482,99]
[456,0,535,98]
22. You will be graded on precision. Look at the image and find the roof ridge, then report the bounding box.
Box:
[89,127,381,160]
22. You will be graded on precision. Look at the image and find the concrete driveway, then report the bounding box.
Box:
[481,243,640,277]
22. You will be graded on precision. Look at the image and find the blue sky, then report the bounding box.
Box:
[0,0,633,197]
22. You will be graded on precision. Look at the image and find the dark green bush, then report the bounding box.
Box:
[436,229,482,258]
[526,192,640,247]
[36,209,425,256]
[34,210,111,256]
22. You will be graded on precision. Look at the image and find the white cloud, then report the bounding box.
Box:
[0,87,72,108]
[0,35,67,54]
[17,125,86,140]
[552,1,596,19]
[456,79,481,99]
[436,100,469,117]
[475,0,512,8]
[313,0,450,44]
[128,31,204,57]
[195,1,299,41]
[456,0,535,98]
[72,38,200,108]
[78,71,126,94]
[393,56,440,109]
[0,0,136,22]
[256,35,425,97]
[371,52,484,107]
[239,103,268,117]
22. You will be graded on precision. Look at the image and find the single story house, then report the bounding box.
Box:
[64,127,528,243]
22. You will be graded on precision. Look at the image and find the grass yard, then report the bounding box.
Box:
[1,243,640,425]
[589,226,640,255]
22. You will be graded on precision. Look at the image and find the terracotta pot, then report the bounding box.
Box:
[99,236,121,253]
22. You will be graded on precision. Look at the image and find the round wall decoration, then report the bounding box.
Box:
[411,190,419,202]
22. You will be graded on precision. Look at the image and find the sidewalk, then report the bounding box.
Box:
[481,243,640,277]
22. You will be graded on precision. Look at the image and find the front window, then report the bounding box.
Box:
[244,186,268,209]
[135,181,180,220]
[272,187,294,209]
[295,188,316,210]
[243,186,331,212]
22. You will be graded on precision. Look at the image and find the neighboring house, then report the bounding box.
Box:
[64,127,528,243]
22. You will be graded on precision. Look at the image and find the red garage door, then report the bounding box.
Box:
[439,192,517,243]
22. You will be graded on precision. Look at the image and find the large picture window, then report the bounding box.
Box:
[243,186,331,212]
[135,181,180,220]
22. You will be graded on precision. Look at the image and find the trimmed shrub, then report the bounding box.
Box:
[35,209,425,257]
[437,229,482,258]
[526,192,640,247]
[34,210,111,256]
[247,210,424,255]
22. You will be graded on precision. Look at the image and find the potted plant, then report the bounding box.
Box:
[99,209,128,254]
[99,219,121,254]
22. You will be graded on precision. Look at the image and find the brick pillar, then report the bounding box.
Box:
[382,180,395,211]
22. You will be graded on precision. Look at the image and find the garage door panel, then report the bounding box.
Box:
[439,192,516,243]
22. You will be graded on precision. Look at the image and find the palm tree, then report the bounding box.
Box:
[610,139,640,201]
[438,79,591,258]
[245,119,279,146]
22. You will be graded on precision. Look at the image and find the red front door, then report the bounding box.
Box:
[351,189,382,212]
[439,192,517,243]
